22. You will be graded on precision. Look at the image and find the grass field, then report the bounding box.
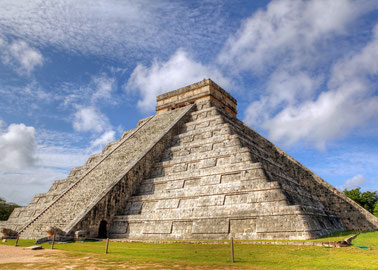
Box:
[1,231,377,269]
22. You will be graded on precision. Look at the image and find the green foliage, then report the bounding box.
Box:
[0,197,20,221]
[343,187,378,214]
[374,204,378,217]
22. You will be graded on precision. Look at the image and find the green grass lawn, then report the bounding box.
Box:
[1,231,377,269]
[352,231,378,249]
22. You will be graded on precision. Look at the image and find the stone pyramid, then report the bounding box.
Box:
[2,79,377,240]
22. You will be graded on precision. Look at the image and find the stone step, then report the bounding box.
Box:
[189,106,219,118]
[139,166,267,191]
[154,149,254,174]
[146,162,264,184]
[128,179,279,203]
[150,157,256,179]
[134,181,321,211]
[85,153,104,166]
[125,190,289,217]
[101,140,120,154]
[157,147,251,168]
[167,132,240,154]
[172,132,238,149]
[183,115,224,130]
[173,123,231,142]
[163,144,246,162]
[115,204,306,222]
[136,175,274,198]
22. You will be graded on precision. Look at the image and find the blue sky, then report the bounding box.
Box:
[0,0,377,205]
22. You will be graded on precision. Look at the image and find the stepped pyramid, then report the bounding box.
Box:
[2,79,377,240]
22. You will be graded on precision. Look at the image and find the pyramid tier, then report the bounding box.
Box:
[109,102,344,240]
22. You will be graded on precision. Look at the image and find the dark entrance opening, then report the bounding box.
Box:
[98,220,108,238]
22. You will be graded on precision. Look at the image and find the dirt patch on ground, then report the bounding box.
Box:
[0,245,246,269]
[0,244,58,264]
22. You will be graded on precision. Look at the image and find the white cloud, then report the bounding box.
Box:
[244,71,323,126]
[338,174,366,191]
[89,130,115,153]
[261,24,378,149]
[216,0,378,149]
[91,76,115,104]
[73,106,111,133]
[0,0,229,60]
[0,38,43,74]
[60,75,118,135]
[0,129,90,205]
[0,167,68,205]
[126,49,230,112]
[218,0,373,73]
[0,123,37,170]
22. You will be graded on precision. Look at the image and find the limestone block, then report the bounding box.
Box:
[196,121,210,129]
[199,158,217,168]
[199,144,212,152]
[128,202,143,213]
[202,131,212,139]
[196,195,225,207]
[166,180,184,190]
[172,221,192,236]
[128,222,143,234]
[109,221,128,234]
[139,184,154,193]
[192,219,229,234]
[230,219,257,234]
[156,199,180,209]
[143,221,172,234]
[172,163,187,173]
[224,194,248,205]
[200,175,221,185]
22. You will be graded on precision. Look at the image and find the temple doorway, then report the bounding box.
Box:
[98,220,108,238]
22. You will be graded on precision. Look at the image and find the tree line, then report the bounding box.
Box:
[0,197,20,221]
[343,188,378,217]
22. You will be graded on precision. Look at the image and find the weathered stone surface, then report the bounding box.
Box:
[3,79,377,241]
[14,105,194,239]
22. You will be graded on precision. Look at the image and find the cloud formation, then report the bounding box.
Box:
[216,0,378,149]
[89,130,116,152]
[73,106,111,133]
[338,174,367,191]
[218,0,373,73]
[126,49,230,112]
[0,38,43,74]
[0,128,89,205]
[0,0,229,60]
[261,24,378,149]
[0,123,37,170]
[67,75,118,151]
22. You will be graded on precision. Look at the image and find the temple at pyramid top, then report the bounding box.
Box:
[156,79,237,117]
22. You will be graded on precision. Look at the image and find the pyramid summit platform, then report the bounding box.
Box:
[1,79,377,241]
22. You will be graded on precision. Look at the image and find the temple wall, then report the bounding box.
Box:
[220,111,378,231]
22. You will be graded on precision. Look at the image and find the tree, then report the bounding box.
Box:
[374,204,378,217]
[343,188,378,214]
[0,197,20,221]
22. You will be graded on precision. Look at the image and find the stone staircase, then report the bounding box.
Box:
[4,129,135,233]
[17,106,193,239]
[109,104,344,240]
